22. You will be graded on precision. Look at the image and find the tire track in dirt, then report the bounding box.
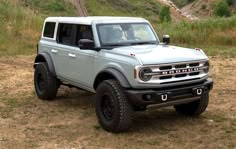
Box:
[68,0,88,16]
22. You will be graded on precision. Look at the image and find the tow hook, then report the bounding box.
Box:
[161,94,168,101]
[197,88,202,95]
[193,87,204,96]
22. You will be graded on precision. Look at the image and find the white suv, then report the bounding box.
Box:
[34,17,213,132]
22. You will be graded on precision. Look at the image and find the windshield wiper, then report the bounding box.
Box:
[131,41,157,45]
[104,43,131,47]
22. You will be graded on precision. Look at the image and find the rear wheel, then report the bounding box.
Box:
[34,62,60,100]
[96,79,133,133]
[174,93,209,116]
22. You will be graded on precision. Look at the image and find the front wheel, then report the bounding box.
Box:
[174,93,209,116]
[96,80,133,133]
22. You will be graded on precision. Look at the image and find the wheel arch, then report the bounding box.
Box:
[34,52,56,77]
[94,68,131,90]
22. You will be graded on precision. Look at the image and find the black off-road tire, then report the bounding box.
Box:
[174,93,209,116]
[96,79,133,133]
[34,62,60,100]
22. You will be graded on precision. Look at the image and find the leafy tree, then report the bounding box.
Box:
[159,6,171,22]
[214,1,231,17]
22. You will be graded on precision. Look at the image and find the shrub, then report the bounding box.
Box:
[214,1,231,17]
[226,0,234,6]
[159,6,171,22]
[201,4,206,10]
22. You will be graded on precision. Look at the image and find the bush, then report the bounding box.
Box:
[47,1,65,12]
[214,1,231,17]
[159,6,171,22]
[226,0,234,6]
[201,4,206,10]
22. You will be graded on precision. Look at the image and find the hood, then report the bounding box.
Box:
[110,45,208,65]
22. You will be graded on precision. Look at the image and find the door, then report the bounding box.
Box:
[65,25,96,89]
[52,23,77,79]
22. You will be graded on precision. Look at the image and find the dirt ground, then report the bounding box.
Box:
[0,55,235,149]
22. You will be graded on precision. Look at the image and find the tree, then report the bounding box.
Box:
[214,0,231,17]
[159,6,171,22]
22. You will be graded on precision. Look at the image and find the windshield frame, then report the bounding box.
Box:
[96,22,159,48]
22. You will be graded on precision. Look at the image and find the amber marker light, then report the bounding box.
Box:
[134,69,137,79]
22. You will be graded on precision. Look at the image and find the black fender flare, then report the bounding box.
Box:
[34,52,56,77]
[94,68,132,89]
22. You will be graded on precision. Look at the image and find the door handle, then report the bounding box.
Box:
[51,49,58,53]
[68,53,76,58]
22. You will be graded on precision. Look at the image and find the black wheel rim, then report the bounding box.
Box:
[101,94,115,121]
[37,73,45,91]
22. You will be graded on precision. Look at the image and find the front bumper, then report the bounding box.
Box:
[125,78,213,107]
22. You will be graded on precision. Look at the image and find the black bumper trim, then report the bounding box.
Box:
[125,78,213,107]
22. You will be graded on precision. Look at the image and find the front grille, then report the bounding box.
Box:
[189,63,199,67]
[175,64,187,69]
[146,60,209,83]
[160,76,172,80]
[159,66,172,70]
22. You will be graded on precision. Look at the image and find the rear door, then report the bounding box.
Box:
[52,23,77,79]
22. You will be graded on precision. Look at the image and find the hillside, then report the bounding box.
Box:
[0,0,235,57]
[178,0,236,17]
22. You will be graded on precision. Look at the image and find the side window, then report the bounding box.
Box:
[43,22,56,38]
[76,25,93,45]
[57,23,76,46]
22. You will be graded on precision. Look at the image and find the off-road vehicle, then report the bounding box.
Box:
[34,17,213,132]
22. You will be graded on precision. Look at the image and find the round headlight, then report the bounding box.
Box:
[139,67,152,81]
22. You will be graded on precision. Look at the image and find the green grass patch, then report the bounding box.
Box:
[23,0,76,16]
[0,0,77,57]
[0,0,43,56]
[2,98,20,107]
[155,17,236,57]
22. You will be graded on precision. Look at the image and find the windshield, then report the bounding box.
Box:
[97,23,158,47]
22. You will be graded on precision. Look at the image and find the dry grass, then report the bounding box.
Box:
[0,55,235,149]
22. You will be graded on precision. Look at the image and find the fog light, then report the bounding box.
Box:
[144,94,152,101]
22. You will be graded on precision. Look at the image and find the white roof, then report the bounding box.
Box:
[45,16,148,25]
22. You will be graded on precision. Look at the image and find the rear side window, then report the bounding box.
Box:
[43,22,56,38]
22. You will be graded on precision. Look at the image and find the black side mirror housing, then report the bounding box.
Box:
[79,39,95,49]
[163,35,170,45]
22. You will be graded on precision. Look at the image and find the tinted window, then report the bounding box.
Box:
[76,25,93,46]
[43,22,56,38]
[97,23,157,46]
[57,23,76,46]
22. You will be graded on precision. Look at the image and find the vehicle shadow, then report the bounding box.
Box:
[54,87,204,133]
[55,87,96,108]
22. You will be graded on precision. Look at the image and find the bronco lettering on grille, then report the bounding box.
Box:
[161,67,199,75]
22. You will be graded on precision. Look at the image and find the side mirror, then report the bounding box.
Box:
[163,35,170,45]
[79,39,95,49]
